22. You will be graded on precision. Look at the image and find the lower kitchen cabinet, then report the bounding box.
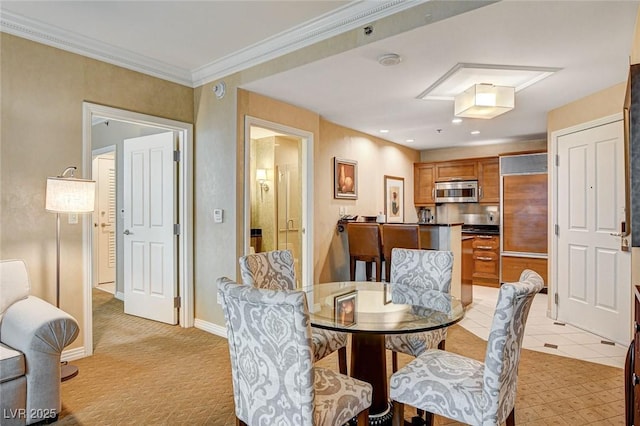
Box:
[472,235,500,287]
[501,256,548,285]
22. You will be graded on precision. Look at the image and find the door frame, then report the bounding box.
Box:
[243,116,314,291]
[549,112,628,324]
[82,102,194,356]
[91,145,116,290]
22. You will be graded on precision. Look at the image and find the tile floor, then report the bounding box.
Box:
[459,285,628,368]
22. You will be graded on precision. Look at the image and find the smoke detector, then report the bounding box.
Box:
[378,53,402,66]
[212,81,226,99]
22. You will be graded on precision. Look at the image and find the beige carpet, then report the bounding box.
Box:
[56,289,625,425]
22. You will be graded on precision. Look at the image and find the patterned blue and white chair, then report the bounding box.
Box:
[390,269,544,426]
[385,248,454,373]
[218,277,372,426]
[239,250,348,375]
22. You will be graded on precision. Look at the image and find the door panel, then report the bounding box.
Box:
[123,132,177,325]
[96,156,116,284]
[558,120,630,344]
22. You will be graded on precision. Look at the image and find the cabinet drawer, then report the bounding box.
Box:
[501,256,548,284]
[472,236,499,250]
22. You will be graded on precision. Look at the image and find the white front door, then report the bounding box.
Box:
[123,132,178,325]
[557,119,630,344]
[96,155,116,285]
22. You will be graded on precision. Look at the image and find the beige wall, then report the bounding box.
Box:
[547,83,626,135]
[632,7,640,65]
[0,33,193,350]
[420,139,547,162]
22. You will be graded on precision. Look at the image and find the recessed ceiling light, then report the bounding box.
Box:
[380,129,389,133]
[452,118,463,124]
[471,130,480,135]
[406,139,414,143]
[377,53,402,66]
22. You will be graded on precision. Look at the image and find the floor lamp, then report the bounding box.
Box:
[45,166,95,381]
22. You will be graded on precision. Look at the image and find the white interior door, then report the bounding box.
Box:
[557,119,630,344]
[96,155,116,285]
[123,132,177,325]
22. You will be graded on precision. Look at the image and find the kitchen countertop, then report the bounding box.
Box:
[415,222,464,227]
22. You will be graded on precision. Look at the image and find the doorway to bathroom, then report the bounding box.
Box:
[244,117,314,290]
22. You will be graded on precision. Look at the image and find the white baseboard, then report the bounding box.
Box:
[115,291,124,301]
[194,318,227,339]
[61,346,87,362]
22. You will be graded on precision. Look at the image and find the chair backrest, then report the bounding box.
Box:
[238,250,296,290]
[481,269,544,424]
[217,277,315,425]
[389,249,453,307]
[0,259,31,322]
[347,223,382,257]
[381,224,420,261]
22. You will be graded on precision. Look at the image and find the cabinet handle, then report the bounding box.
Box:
[476,256,493,261]
[479,186,484,200]
[432,188,435,199]
[476,235,493,239]
[476,245,493,249]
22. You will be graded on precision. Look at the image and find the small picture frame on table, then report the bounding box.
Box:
[334,291,357,326]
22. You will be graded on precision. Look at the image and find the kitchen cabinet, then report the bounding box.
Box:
[502,173,548,253]
[478,157,499,203]
[471,235,500,287]
[434,160,478,182]
[414,163,435,205]
[501,256,547,284]
[461,236,474,304]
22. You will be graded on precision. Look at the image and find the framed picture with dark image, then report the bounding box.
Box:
[334,157,358,199]
[334,291,357,326]
[384,175,404,223]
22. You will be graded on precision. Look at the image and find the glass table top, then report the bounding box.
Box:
[306,281,464,334]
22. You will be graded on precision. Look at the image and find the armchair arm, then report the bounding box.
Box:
[1,296,79,424]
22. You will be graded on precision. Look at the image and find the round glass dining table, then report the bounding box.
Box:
[306,281,464,425]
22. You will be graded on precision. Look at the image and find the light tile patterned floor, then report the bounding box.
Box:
[459,285,628,368]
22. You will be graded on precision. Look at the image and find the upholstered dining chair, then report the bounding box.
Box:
[380,224,420,283]
[239,250,348,375]
[390,269,545,426]
[217,277,372,426]
[384,248,453,373]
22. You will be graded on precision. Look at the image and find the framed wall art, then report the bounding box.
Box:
[334,157,357,199]
[384,175,404,223]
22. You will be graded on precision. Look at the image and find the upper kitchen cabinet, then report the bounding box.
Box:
[478,157,500,203]
[434,160,478,182]
[414,163,435,205]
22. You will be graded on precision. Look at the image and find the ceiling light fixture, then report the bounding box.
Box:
[454,84,514,119]
[471,130,481,135]
[378,53,401,66]
[379,129,389,133]
[451,118,463,124]
[406,139,414,143]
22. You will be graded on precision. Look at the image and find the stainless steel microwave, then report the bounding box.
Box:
[434,180,478,203]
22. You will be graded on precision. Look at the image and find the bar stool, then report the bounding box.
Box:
[347,222,383,281]
[381,224,421,282]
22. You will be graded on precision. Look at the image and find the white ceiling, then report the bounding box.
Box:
[1,1,638,150]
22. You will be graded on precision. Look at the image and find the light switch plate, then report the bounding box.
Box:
[68,213,78,224]
[213,208,223,223]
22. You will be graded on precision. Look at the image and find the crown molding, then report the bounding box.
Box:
[0,10,193,85]
[190,0,427,87]
[1,1,426,88]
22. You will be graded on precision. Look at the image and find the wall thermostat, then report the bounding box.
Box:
[213,208,223,223]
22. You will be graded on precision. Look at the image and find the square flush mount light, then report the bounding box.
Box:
[454,84,514,119]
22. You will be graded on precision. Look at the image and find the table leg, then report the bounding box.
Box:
[351,333,390,422]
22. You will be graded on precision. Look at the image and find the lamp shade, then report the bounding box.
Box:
[454,84,515,119]
[45,177,96,213]
[256,169,267,181]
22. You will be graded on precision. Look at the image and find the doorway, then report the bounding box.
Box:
[82,102,193,356]
[551,113,631,344]
[244,117,314,290]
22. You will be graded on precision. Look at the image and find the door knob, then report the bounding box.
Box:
[124,229,132,235]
